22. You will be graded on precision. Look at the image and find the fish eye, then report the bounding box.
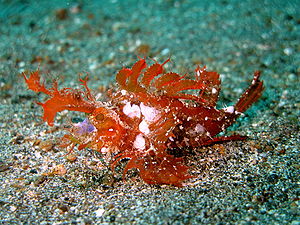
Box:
[95,113,105,121]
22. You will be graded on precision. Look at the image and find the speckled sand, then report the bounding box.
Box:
[0,0,299,224]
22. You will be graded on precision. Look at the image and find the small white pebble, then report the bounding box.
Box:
[18,61,25,68]
[95,208,105,217]
[34,151,42,159]
[283,47,293,56]
[161,48,170,55]
[10,205,17,212]
[89,62,98,70]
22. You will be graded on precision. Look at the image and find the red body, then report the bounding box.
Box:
[23,58,264,186]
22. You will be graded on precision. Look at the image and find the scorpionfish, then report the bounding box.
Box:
[23,58,264,186]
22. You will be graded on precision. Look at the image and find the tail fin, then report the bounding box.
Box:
[235,71,264,113]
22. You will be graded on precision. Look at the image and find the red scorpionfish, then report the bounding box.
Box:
[23,58,264,186]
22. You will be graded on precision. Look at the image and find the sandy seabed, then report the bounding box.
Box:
[0,0,299,224]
